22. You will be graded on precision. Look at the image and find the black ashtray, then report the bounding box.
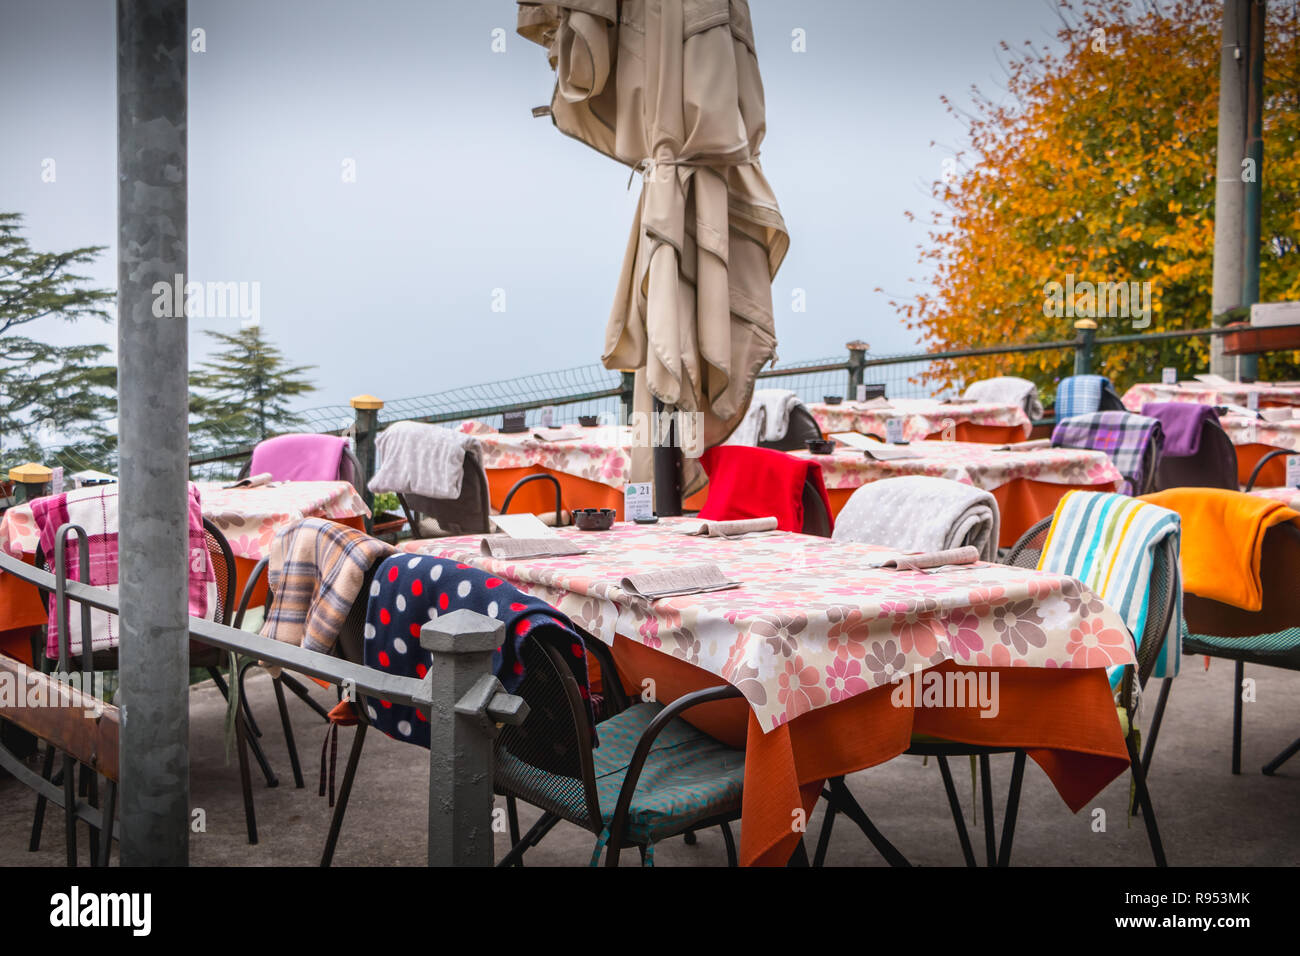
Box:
[823,395,843,405]
[573,508,616,531]
[578,415,600,427]
[501,410,528,433]
[805,438,836,455]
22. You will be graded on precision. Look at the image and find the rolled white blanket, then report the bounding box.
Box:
[963,376,1044,420]
[832,475,1001,560]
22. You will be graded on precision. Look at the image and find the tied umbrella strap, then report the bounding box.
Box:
[626,155,757,190]
[319,699,360,807]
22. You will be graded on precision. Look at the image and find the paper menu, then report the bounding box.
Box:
[862,443,921,461]
[490,513,555,538]
[1194,373,1234,388]
[829,432,875,450]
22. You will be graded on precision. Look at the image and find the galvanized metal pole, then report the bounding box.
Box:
[1239,0,1266,380]
[117,0,190,865]
[1210,0,1251,376]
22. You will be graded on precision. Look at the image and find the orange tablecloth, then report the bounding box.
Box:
[611,636,1129,867]
[0,553,45,665]
[826,478,1117,547]
[486,465,707,521]
[933,423,1025,445]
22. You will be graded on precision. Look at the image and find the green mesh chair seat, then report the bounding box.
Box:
[496,700,744,848]
[1185,628,1300,665]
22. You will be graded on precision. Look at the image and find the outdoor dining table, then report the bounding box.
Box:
[0,479,370,664]
[803,440,1122,546]
[466,421,708,519]
[1122,380,1300,412]
[807,398,1033,445]
[1209,412,1300,487]
[401,519,1136,866]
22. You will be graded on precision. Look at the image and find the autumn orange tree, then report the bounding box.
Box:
[890,0,1300,400]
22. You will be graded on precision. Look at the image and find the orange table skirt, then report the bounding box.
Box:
[611,635,1129,867]
[927,423,1026,445]
[1235,443,1287,487]
[827,479,1118,548]
[486,466,707,521]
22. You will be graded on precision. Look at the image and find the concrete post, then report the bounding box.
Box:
[1073,319,1097,376]
[116,0,190,866]
[846,340,869,398]
[1211,0,1251,376]
[350,394,383,512]
[420,609,505,867]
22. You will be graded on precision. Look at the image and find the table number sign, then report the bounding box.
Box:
[1286,454,1300,489]
[1161,367,1177,385]
[625,481,654,521]
[539,405,556,427]
[1247,391,1260,412]
[885,418,905,444]
[856,384,867,402]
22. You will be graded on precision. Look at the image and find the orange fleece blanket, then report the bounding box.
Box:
[1140,488,1300,612]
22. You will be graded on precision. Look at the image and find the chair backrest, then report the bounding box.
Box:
[1182,521,1300,638]
[1052,411,1163,496]
[397,444,492,536]
[333,562,380,667]
[493,638,604,835]
[202,518,237,627]
[699,445,833,536]
[1003,515,1053,569]
[1152,421,1238,491]
[1055,375,1124,419]
[759,404,824,452]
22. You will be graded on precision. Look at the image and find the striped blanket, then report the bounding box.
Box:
[1038,491,1183,689]
[260,517,395,654]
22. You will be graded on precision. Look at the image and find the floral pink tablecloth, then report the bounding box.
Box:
[467,424,631,489]
[1248,487,1300,508]
[0,480,370,562]
[808,399,1032,443]
[800,440,1122,493]
[401,519,1135,732]
[1216,414,1300,453]
[1123,381,1300,412]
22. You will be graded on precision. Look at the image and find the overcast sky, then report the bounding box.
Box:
[0,0,1067,411]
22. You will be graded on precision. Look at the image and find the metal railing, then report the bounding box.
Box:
[183,321,1300,485]
[0,544,522,866]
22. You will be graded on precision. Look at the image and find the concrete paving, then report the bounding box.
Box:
[2,659,1298,867]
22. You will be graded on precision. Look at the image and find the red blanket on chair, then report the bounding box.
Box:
[698,446,832,534]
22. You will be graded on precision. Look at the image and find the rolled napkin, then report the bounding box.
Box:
[833,475,1001,560]
[867,545,981,572]
[679,516,779,537]
[991,438,1053,452]
[223,472,275,489]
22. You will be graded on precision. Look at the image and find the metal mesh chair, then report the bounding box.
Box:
[395,444,493,537]
[1144,520,1300,776]
[813,513,1172,867]
[759,404,824,452]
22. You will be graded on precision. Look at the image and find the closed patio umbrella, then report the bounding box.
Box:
[518,0,789,495]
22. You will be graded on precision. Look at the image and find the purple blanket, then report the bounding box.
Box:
[1141,402,1219,457]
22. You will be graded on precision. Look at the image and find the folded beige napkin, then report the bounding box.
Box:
[481,537,586,559]
[868,545,982,572]
[992,438,1053,452]
[679,517,778,537]
[620,564,740,601]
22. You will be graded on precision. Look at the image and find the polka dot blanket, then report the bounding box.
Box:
[362,553,593,747]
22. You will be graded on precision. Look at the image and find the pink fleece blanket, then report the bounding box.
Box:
[249,433,347,483]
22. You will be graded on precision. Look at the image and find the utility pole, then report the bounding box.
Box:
[1210,0,1251,377]
[1239,0,1267,380]
[117,0,191,865]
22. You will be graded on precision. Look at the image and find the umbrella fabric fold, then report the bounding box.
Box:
[519,0,789,454]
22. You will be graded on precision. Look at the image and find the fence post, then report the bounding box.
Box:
[8,463,52,505]
[350,394,383,511]
[1073,320,1097,376]
[846,340,869,398]
[618,370,635,425]
[420,609,508,866]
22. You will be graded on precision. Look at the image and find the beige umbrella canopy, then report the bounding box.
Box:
[518,0,790,482]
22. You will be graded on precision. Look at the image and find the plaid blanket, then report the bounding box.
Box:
[362,553,592,748]
[1052,411,1164,496]
[1055,375,1124,419]
[260,517,395,654]
[30,482,215,658]
[1039,491,1183,687]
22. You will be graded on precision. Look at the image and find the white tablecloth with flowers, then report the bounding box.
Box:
[808,399,1032,443]
[1123,381,1300,412]
[401,519,1135,732]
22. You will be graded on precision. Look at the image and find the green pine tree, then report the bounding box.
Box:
[189,326,318,456]
[0,212,117,471]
